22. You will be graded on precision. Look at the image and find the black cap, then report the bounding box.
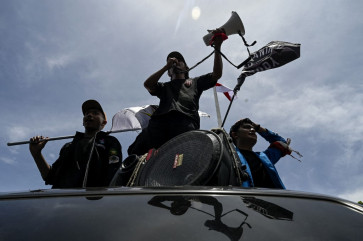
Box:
[167,51,187,65]
[82,99,107,121]
[167,51,189,78]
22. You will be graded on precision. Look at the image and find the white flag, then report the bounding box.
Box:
[110,105,157,131]
[215,83,237,101]
[110,105,210,132]
[198,110,210,118]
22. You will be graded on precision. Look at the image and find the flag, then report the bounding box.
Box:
[110,105,157,132]
[110,105,210,132]
[235,41,300,91]
[215,83,237,101]
[198,110,210,118]
[243,41,300,75]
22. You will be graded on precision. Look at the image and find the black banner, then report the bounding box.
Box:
[235,41,300,91]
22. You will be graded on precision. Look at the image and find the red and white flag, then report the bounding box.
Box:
[215,83,237,101]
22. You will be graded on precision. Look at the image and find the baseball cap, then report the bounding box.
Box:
[167,51,190,78]
[82,99,107,121]
[167,51,187,65]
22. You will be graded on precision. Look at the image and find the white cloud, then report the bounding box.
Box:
[7,126,32,142]
[46,54,74,70]
[250,82,363,142]
[49,153,56,160]
[0,157,17,165]
[6,114,80,147]
[338,188,363,203]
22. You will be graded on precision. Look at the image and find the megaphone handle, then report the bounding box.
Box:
[240,34,256,48]
[238,34,256,57]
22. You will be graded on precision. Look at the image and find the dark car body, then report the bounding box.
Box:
[1,186,363,241]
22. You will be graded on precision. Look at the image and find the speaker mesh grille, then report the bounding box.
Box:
[137,130,222,186]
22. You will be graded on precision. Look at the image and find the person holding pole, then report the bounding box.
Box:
[29,99,122,188]
[128,29,225,155]
[229,118,296,189]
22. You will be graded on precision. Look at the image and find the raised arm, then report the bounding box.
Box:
[252,121,291,164]
[210,29,224,83]
[144,57,177,94]
[29,136,50,180]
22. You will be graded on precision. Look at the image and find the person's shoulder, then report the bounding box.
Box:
[194,73,213,83]
[196,73,213,79]
[97,131,112,138]
[105,134,118,141]
[195,73,215,90]
[63,141,73,147]
[149,82,165,96]
[104,134,121,144]
[59,141,73,154]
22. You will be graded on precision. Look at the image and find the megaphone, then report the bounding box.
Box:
[203,11,245,46]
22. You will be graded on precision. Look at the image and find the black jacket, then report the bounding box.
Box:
[45,131,122,188]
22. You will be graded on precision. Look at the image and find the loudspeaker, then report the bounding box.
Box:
[136,130,223,186]
[203,11,245,46]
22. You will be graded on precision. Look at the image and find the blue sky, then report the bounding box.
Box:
[1,0,362,202]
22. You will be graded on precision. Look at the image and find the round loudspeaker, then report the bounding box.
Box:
[136,130,223,186]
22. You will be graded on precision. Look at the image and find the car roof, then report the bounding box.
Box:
[1,186,362,213]
[1,186,363,241]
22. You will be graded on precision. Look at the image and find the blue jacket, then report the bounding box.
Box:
[235,129,286,189]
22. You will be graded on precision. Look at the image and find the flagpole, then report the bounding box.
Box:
[213,86,222,127]
[221,73,247,128]
[221,92,236,128]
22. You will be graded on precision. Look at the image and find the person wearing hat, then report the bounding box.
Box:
[29,99,122,188]
[128,29,225,155]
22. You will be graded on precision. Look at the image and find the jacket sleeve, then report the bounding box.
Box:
[44,142,71,185]
[259,129,287,165]
[105,136,123,184]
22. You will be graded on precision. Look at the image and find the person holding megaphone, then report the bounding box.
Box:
[128,29,226,156]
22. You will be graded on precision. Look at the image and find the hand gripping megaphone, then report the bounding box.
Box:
[203,11,245,46]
